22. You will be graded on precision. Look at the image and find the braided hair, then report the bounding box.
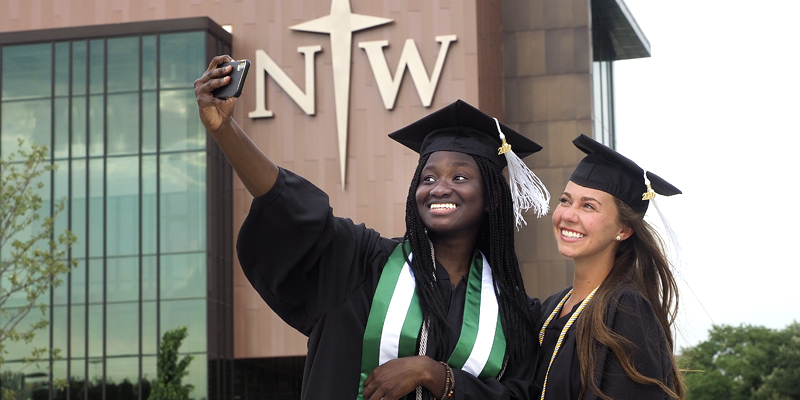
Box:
[403,152,536,367]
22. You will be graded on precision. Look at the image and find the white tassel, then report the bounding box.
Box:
[494,119,550,229]
[643,170,684,277]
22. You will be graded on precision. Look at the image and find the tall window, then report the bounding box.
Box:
[0,19,232,400]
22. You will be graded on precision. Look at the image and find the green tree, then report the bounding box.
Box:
[679,322,800,400]
[0,140,76,400]
[149,326,194,400]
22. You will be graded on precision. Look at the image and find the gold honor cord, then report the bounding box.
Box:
[537,286,599,400]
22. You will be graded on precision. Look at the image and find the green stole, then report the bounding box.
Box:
[356,242,507,399]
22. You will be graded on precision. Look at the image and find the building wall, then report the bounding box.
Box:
[502,0,591,299]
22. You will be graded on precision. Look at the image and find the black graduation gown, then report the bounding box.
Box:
[534,285,675,400]
[237,168,539,400]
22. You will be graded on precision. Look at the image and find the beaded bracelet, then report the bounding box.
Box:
[438,362,454,399]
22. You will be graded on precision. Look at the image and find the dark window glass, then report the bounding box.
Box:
[107,156,140,256]
[107,302,139,356]
[107,37,140,94]
[159,32,205,90]
[160,252,206,299]
[107,93,140,156]
[53,305,68,354]
[106,356,141,398]
[1,43,51,100]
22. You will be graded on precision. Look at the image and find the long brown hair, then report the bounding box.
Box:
[573,198,685,399]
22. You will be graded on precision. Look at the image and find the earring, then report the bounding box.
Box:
[615,235,621,241]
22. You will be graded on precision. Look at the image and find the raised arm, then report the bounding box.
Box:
[194,55,278,198]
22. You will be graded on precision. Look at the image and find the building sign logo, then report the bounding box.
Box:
[248,0,457,188]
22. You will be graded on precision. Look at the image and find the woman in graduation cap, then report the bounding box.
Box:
[195,56,550,400]
[534,134,685,400]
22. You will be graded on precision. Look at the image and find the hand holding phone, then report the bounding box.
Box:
[212,59,250,99]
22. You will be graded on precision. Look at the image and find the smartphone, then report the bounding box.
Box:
[212,59,250,99]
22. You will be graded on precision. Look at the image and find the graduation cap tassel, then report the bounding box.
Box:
[494,119,551,228]
[643,170,684,277]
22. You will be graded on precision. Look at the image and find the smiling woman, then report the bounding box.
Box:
[195,62,550,400]
[535,134,685,400]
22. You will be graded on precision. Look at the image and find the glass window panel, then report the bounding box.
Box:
[142,256,157,301]
[2,307,48,361]
[141,355,156,388]
[106,357,140,398]
[88,158,104,258]
[142,91,157,153]
[53,97,70,159]
[160,252,205,299]
[70,259,87,304]
[71,95,87,158]
[89,39,104,95]
[72,41,87,96]
[159,32,205,89]
[53,159,69,234]
[142,155,157,254]
[88,304,103,358]
[1,99,52,159]
[107,37,140,94]
[69,304,86,358]
[107,156,140,256]
[87,258,104,304]
[160,299,206,353]
[160,152,206,253]
[107,302,139,356]
[88,94,104,156]
[141,301,157,355]
[106,93,140,156]
[183,353,208,400]
[87,357,103,382]
[159,89,205,151]
[70,159,87,259]
[52,360,68,395]
[142,36,157,91]
[54,42,70,97]
[107,256,139,303]
[1,43,51,100]
[53,305,68,354]
[70,358,87,390]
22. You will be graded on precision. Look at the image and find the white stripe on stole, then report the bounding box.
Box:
[461,254,498,376]
[379,254,416,365]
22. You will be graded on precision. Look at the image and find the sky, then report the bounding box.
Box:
[611,0,800,349]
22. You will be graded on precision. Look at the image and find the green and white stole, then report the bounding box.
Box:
[357,242,507,399]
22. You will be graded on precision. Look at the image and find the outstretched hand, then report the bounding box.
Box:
[362,356,444,400]
[194,54,236,134]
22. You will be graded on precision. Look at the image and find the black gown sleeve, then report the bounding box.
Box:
[587,288,675,400]
[450,296,541,400]
[236,168,393,336]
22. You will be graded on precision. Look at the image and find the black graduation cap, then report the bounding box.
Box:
[570,134,681,213]
[387,99,542,167]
